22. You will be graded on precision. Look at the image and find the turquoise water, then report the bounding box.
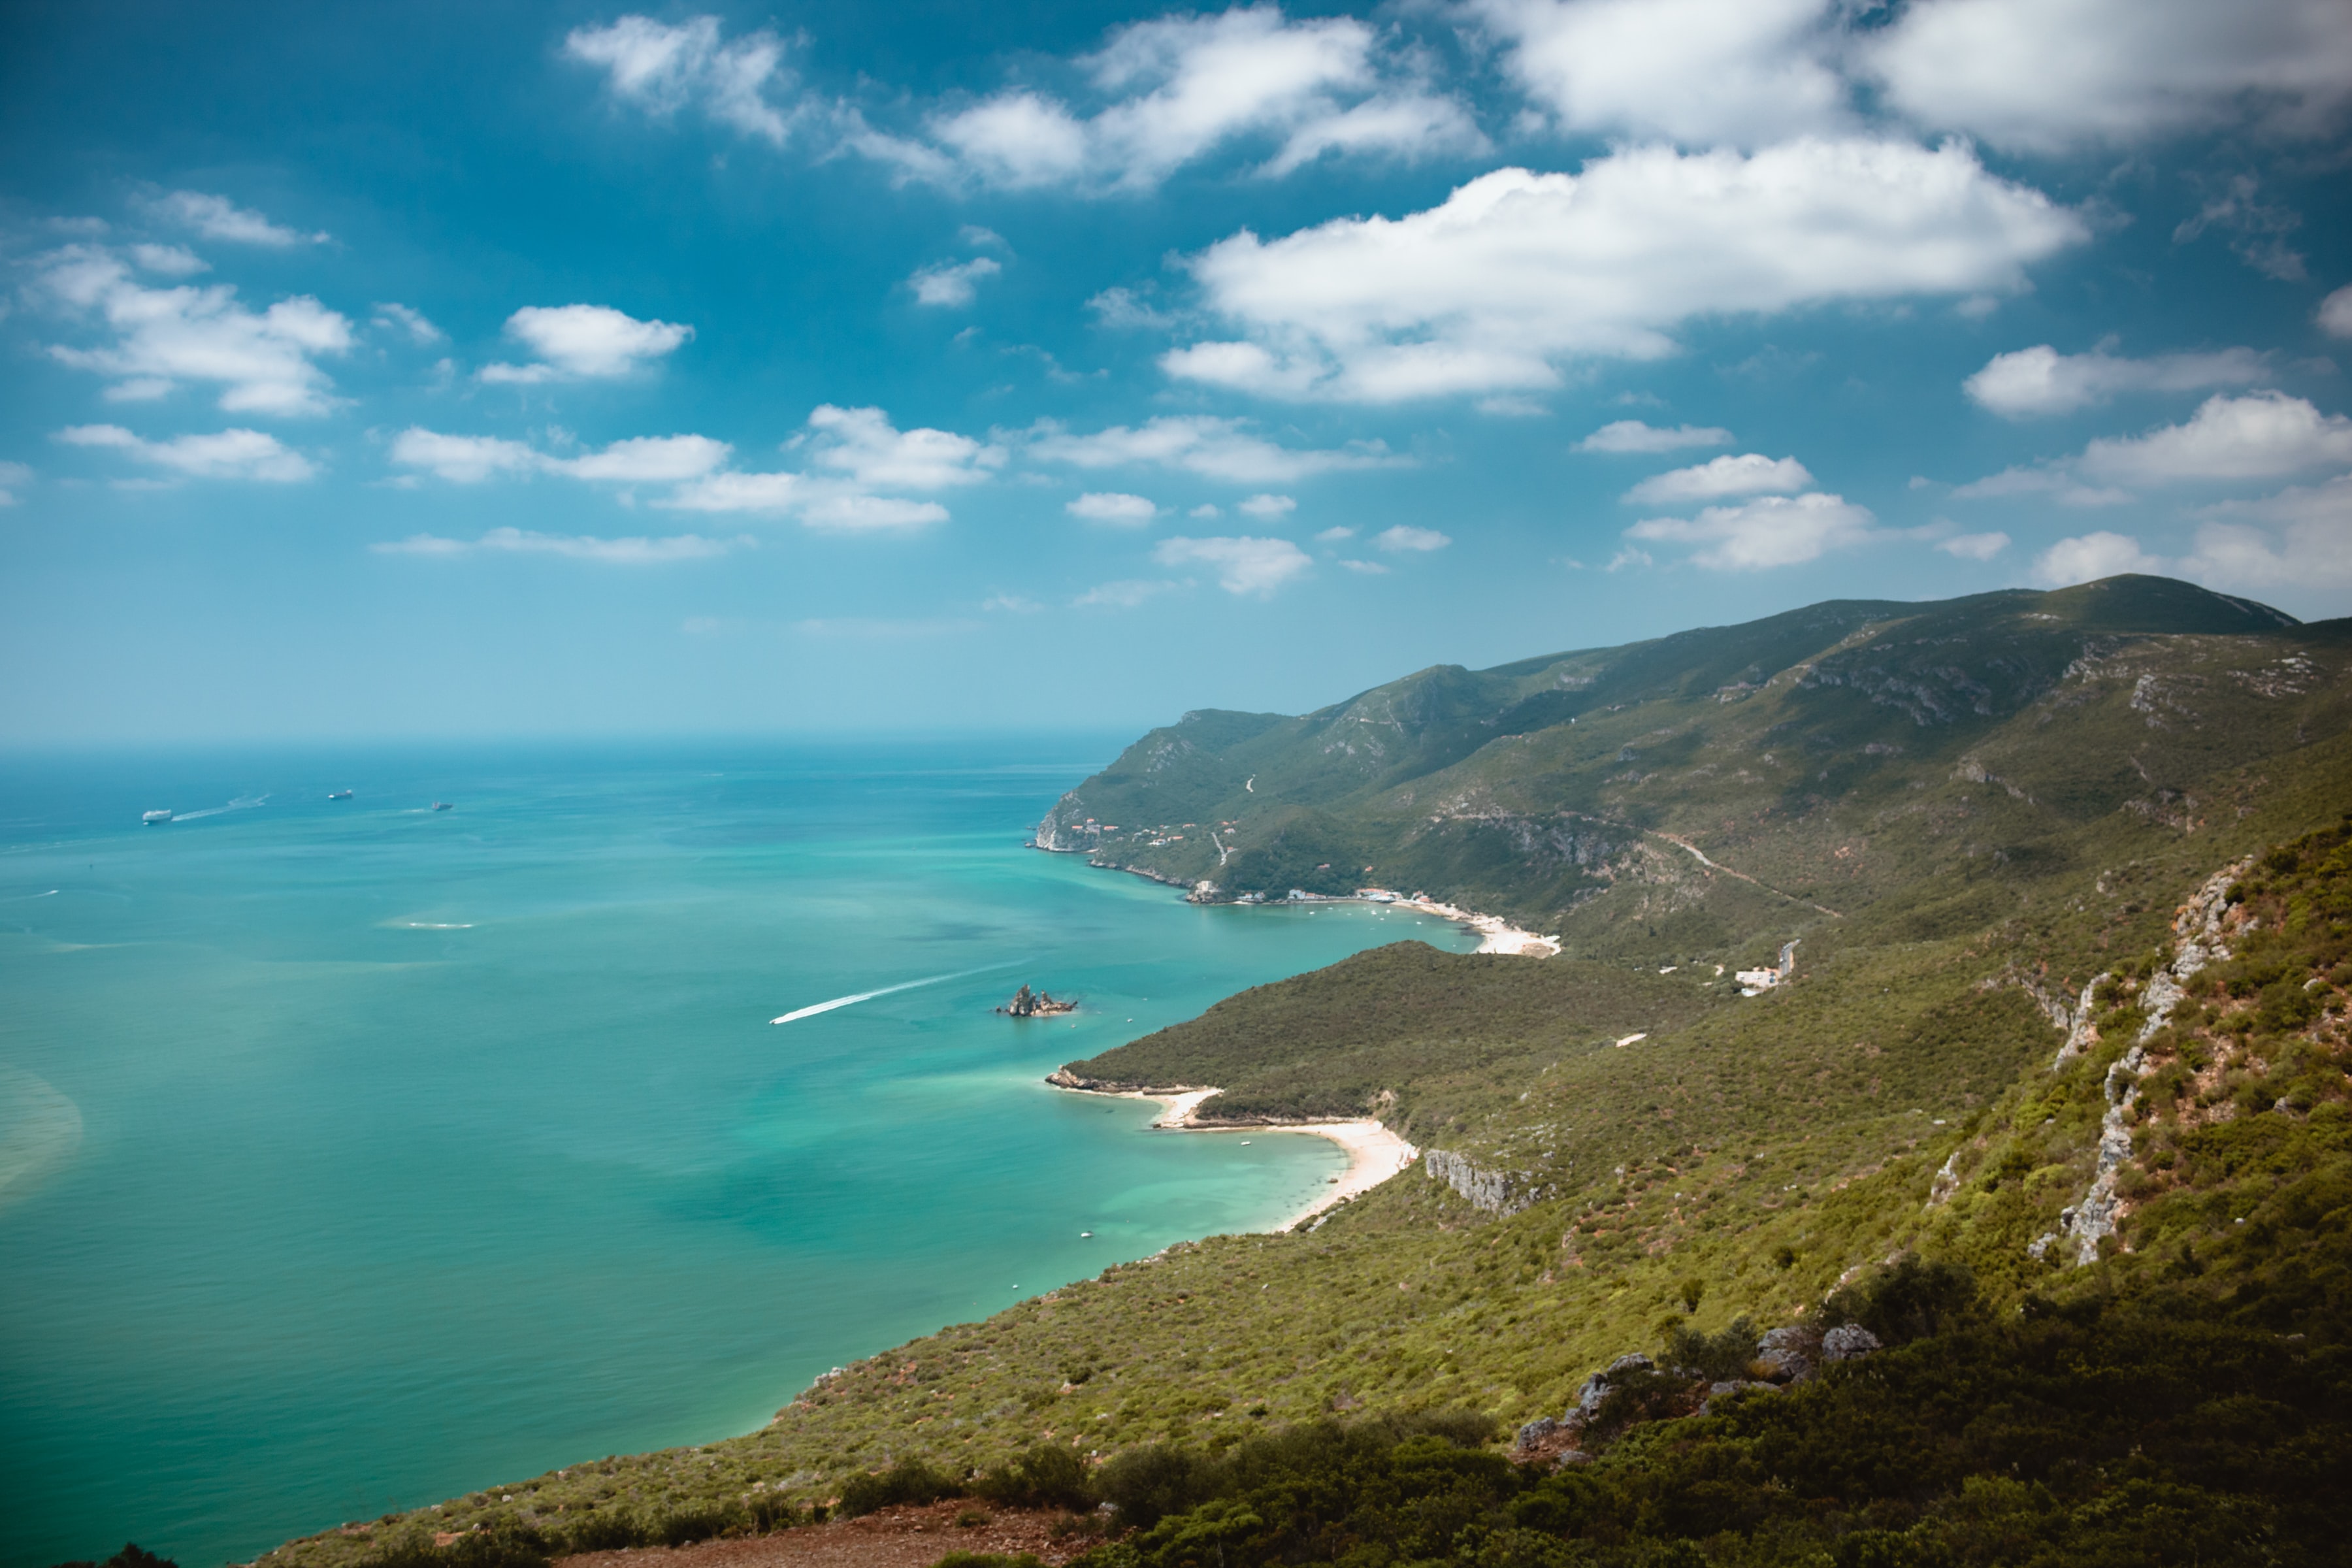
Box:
[0,741,1471,1568]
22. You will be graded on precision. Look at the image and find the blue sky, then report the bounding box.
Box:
[4,0,2349,743]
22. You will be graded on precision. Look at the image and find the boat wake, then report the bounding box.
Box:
[170,794,270,822]
[770,962,1017,1026]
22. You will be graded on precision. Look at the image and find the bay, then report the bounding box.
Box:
[0,739,1471,1568]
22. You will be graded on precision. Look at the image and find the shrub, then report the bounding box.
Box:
[838,1456,964,1518]
[976,1443,1096,1511]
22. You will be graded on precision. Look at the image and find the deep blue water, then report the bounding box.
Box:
[0,740,1471,1568]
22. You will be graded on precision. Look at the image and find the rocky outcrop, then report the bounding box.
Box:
[1820,1324,1882,1362]
[1424,1149,1551,1215]
[998,984,1076,1018]
[1754,1325,1819,1383]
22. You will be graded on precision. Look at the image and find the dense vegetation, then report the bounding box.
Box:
[188,580,2352,1568]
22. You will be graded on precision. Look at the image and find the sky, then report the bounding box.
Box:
[3,0,2350,743]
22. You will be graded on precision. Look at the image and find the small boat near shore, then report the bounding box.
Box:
[328,789,353,800]
[141,809,172,826]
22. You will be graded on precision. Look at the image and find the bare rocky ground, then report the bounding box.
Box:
[559,1502,1095,1568]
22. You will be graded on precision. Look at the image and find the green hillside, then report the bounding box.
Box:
[241,579,2352,1568]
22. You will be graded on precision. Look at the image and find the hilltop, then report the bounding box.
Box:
[249,578,2352,1568]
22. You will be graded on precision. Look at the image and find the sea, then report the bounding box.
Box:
[0,739,1474,1568]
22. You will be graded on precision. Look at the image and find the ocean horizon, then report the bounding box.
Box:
[0,738,1475,1568]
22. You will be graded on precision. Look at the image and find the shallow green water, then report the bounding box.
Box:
[0,740,1471,1568]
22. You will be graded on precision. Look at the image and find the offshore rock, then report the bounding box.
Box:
[999,983,1077,1018]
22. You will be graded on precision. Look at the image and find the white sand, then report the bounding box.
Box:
[1056,1085,1420,1232]
[1396,896,1560,956]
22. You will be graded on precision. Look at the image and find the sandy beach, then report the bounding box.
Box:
[1395,896,1560,956]
[1061,1085,1420,1231]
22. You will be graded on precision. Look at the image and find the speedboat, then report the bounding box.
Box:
[328,789,353,800]
[431,802,454,811]
[142,809,172,825]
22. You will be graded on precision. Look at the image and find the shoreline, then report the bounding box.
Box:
[1052,1083,1420,1232]
[1388,896,1560,957]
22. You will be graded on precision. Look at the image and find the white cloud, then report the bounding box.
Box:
[551,434,732,482]
[983,593,1043,612]
[1964,343,2271,417]
[1190,503,1222,518]
[372,302,444,344]
[2033,531,2168,585]
[1952,466,2129,507]
[909,6,1483,191]
[1237,493,1296,518]
[128,244,207,276]
[1088,287,1177,330]
[1476,0,1849,146]
[566,15,799,144]
[1022,415,1396,484]
[1167,140,2084,403]
[2180,474,2352,591]
[389,428,729,485]
[390,429,542,483]
[2079,392,2352,483]
[1863,0,2352,153]
[56,423,315,482]
[0,461,31,506]
[800,404,1005,489]
[660,471,804,515]
[1341,557,1391,574]
[1375,524,1450,552]
[1152,534,1313,595]
[1476,395,1550,417]
[1936,531,2010,560]
[1623,453,1810,504]
[1067,491,1160,525]
[909,257,1003,308]
[146,191,325,246]
[796,493,952,530]
[1315,525,1354,541]
[1575,420,1733,453]
[1074,578,1179,608]
[481,304,693,383]
[373,526,743,563]
[2319,286,2352,339]
[1625,491,1876,569]
[34,246,353,416]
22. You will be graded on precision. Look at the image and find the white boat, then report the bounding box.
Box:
[431,801,453,811]
[328,789,353,801]
[142,809,172,825]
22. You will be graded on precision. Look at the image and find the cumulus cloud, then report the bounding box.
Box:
[1152,534,1313,595]
[1623,453,1810,504]
[1862,0,2352,153]
[2078,392,2352,483]
[1624,491,1876,569]
[1341,557,1391,574]
[1315,525,1354,542]
[481,304,692,383]
[1166,140,2084,402]
[372,527,743,563]
[909,257,1002,308]
[923,7,1485,191]
[1074,578,1179,608]
[389,428,730,485]
[1476,0,1849,146]
[1022,415,1397,484]
[1952,466,2129,507]
[660,406,998,530]
[145,191,325,246]
[0,461,32,506]
[1936,531,2011,560]
[565,15,800,144]
[2033,531,2168,585]
[1964,343,2271,417]
[1575,420,1733,453]
[1375,524,1450,552]
[372,302,444,344]
[56,423,315,482]
[33,246,352,416]
[128,244,207,276]
[2319,286,2352,339]
[1237,493,1296,518]
[1067,491,1160,525]
[2180,474,2352,591]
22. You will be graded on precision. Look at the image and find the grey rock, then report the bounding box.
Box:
[1571,1352,1654,1416]
[1702,1380,1773,1413]
[1754,1325,1818,1383]
[1513,1416,1559,1450]
[1821,1324,1882,1362]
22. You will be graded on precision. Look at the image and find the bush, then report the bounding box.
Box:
[48,1547,177,1568]
[838,1456,965,1517]
[1818,1256,1983,1345]
[1096,1443,1225,1529]
[976,1443,1097,1511]
[1664,1315,1758,1381]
